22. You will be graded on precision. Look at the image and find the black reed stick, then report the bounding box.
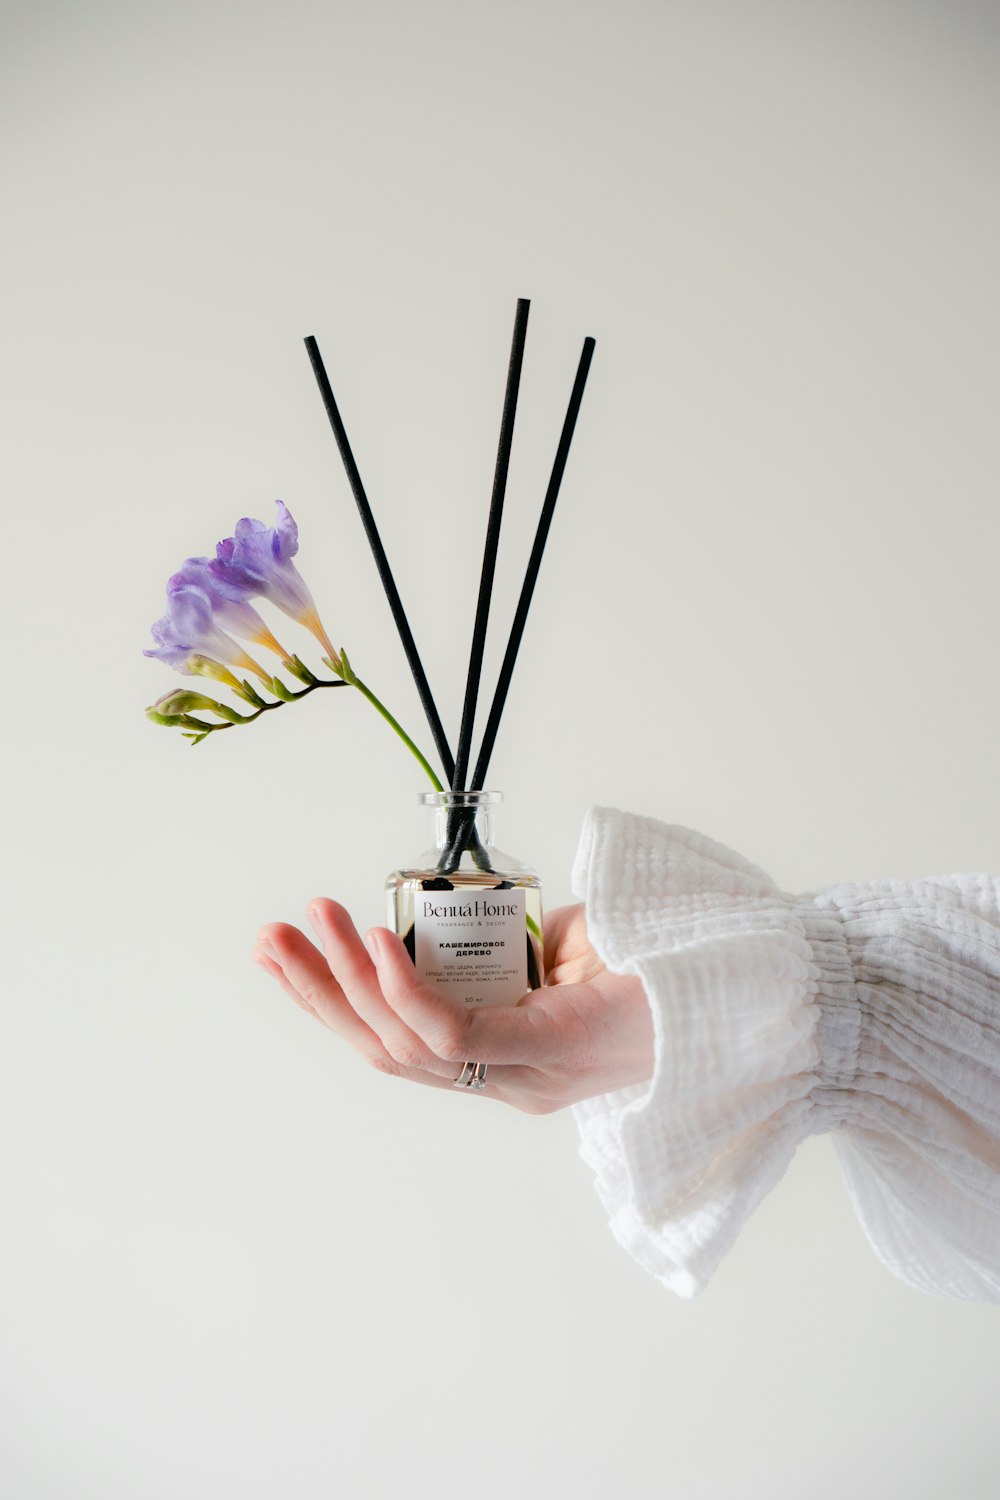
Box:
[304,334,455,786]
[471,335,596,791]
[451,298,530,794]
[439,298,529,873]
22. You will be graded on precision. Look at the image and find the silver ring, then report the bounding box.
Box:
[453,1060,488,1091]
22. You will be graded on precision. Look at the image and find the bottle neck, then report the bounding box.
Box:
[419,790,502,872]
[432,802,495,852]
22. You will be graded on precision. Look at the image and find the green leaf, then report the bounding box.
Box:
[284,655,316,685]
[336,648,356,685]
[235,680,267,708]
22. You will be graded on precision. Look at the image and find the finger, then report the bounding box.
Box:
[253,945,324,1022]
[390,1066,500,1096]
[256,938,547,1104]
[364,926,561,1066]
[306,900,456,1080]
[256,922,392,1070]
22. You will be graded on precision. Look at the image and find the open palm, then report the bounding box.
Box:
[254,899,654,1112]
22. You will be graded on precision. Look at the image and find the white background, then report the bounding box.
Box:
[3,1,999,1495]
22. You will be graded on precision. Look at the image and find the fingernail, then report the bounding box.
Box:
[257,939,277,962]
[364,930,381,963]
[306,905,322,931]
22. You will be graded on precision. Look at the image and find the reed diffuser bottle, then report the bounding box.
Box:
[387,790,543,1006]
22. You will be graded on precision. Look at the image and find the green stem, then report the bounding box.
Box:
[182,677,348,732]
[351,675,444,792]
[169,664,444,793]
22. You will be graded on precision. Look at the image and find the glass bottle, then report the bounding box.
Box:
[386,790,543,1007]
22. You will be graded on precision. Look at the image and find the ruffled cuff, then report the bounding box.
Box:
[571,807,1000,1301]
[571,807,833,1296]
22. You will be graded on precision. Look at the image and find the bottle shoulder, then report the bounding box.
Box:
[386,866,542,891]
[386,843,539,887]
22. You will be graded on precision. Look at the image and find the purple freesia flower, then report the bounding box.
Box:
[208,501,339,664]
[168,557,289,661]
[145,585,270,684]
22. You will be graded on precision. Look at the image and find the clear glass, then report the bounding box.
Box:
[386,790,543,1003]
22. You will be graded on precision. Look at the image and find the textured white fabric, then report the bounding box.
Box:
[571,807,1000,1301]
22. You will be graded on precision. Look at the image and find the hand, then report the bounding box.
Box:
[253,901,654,1113]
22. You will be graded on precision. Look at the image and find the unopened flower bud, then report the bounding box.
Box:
[145,705,186,727]
[155,689,227,717]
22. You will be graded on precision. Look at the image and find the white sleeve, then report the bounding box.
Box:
[570,806,1000,1302]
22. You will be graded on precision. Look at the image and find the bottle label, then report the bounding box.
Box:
[413,887,528,1007]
